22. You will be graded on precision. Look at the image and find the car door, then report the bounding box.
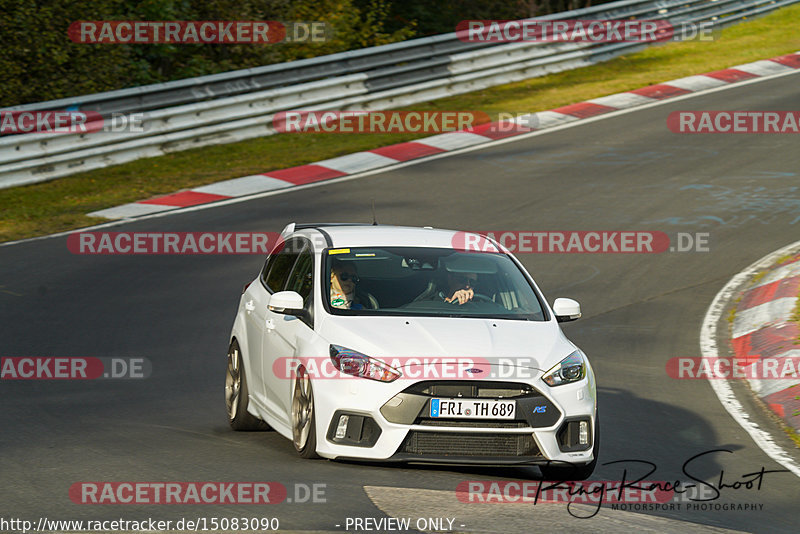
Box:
[262,241,316,419]
[250,239,301,418]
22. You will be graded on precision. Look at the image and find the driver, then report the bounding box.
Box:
[413,270,479,305]
[444,271,478,305]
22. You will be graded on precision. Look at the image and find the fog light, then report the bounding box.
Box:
[579,421,588,445]
[335,415,349,439]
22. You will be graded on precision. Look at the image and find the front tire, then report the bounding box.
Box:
[292,366,319,458]
[225,339,269,431]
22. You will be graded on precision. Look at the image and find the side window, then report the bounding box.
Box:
[263,240,300,293]
[285,247,315,327]
[259,257,272,286]
[286,249,313,302]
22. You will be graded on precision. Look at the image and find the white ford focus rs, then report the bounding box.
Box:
[226,223,598,478]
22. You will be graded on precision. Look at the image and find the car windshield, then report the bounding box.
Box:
[324,247,547,320]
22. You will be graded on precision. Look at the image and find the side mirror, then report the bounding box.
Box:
[268,291,305,316]
[553,298,581,322]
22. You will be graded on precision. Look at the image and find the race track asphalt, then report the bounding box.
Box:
[1,70,799,533]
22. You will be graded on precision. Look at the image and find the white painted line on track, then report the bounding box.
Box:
[192,174,292,197]
[314,152,399,174]
[523,110,579,128]
[700,239,800,479]
[413,132,490,150]
[734,60,795,76]
[587,92,656,109]
[661,75,728,91]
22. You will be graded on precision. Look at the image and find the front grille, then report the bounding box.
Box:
[404,381,539,399]
[381,381,559,427]
[400,431,541,457]
[417,419,528,428]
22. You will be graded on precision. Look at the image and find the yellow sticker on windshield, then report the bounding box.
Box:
[329,248,350,255]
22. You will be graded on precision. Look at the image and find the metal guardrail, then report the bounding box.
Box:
[1,0,797,189]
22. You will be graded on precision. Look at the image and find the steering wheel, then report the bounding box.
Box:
[450,292,494,304]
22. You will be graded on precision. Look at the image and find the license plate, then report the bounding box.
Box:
[429,398,516,419]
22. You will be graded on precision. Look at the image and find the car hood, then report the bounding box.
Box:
[317,315,576,372]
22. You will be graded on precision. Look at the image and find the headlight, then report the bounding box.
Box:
[329,345,401,382]
[542,350,586,387]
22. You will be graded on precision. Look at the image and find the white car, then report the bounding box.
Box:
[225,223,598,478]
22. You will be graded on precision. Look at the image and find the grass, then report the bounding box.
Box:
[2,5,800,242]
[774,253,798,265]
[750,269,769,285]
[727,302,739,324]
[776,252,800,344]
[786,426,800,448]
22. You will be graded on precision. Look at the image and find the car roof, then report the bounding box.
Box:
[286,223,484,251]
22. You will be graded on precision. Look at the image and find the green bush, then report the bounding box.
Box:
[0,0,412,106]
[0,0,612,107]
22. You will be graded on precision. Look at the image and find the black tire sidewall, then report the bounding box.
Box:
[228,339,268,431]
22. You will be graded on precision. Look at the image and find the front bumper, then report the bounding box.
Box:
[313,374,596,465]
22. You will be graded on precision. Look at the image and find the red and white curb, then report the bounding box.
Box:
[88,52,800,220]
[731,254,800,431]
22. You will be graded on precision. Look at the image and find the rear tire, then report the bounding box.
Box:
[292,366,320,458]
[225,339,269,431]
[539,412,599,481]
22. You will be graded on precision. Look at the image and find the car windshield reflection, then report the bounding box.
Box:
[325,247,546,320]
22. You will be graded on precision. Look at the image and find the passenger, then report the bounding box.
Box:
[330,259,366,310]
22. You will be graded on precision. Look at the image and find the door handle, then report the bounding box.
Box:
[245,300,255,313]
[265,319,276,331]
